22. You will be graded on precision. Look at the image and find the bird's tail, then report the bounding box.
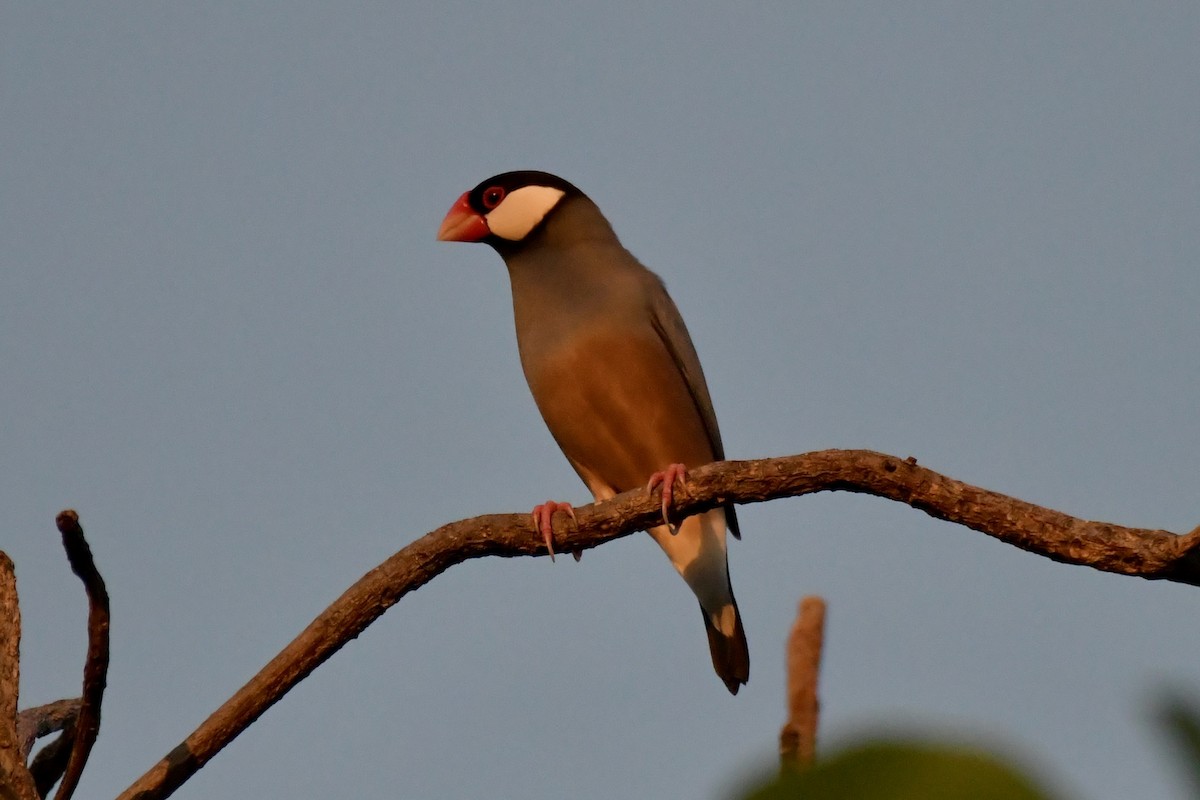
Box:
[702,597,749,695]
[649,508,750,694]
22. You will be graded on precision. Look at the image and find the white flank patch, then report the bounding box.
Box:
[485,185,565,241]
[648,508,733,618]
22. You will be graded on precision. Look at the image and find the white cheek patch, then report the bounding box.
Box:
[486,185,566,241]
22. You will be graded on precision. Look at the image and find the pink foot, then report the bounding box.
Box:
[646,463,688,530]
[531,501,575,562]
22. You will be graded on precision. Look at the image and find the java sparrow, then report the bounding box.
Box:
[438,171,749,694]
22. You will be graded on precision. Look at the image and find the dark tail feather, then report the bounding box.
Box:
[701,600,750,695]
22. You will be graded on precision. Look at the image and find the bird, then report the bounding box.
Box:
[437,170,749,694]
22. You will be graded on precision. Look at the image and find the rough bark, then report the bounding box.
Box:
[0,554,38,800]
[780,596,826,771]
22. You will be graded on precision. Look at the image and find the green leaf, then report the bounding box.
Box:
[741,741,1052,800]
[1155,690,1200,796]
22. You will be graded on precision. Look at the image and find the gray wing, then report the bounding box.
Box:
[645,273,742,539]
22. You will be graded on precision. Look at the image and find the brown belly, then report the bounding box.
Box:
[524,328,716,496]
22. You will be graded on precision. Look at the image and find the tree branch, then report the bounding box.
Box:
[30,732,74,800]
[15,700,80,800]
[17,700,80,761]
[117,449,1200,800]
[52,511,109,800]
[780,596,826,771]
[0,553,38,800]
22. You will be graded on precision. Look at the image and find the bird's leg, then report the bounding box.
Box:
[646,463,688,532]
[531,501,575,562]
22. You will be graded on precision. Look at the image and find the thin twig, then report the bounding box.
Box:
[16,700,81,797]
[17,699,81,760]
[30,730,75,799]
[52,511,110,800]
[780,596,826,771]
[117,449,1200,800]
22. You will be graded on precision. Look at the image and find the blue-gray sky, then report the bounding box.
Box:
[3,4,1199,798]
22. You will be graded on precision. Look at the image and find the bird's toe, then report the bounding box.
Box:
[647,463,688,530]
[530,501,575,561]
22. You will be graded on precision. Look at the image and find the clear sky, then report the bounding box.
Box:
[3,4,1198,799]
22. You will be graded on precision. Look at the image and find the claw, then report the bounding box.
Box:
[646,463,688,531]
[531,501,575,562]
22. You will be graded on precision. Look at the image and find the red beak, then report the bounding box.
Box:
[437,192,490,242]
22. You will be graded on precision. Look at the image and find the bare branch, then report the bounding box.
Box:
[52,511,110,800]
[780,596,826,771]
[117,449,1200,800]
[0,552,38,800]
[17,699,81,760]
[0,555,19,732]
[15,700,81,798]
[30,731,74,800]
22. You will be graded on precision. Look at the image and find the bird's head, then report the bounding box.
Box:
[437,171,582,246]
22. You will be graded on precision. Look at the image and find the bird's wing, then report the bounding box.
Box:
[645,274,741,539]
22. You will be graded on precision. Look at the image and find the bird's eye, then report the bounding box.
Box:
[481,186,506,210]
